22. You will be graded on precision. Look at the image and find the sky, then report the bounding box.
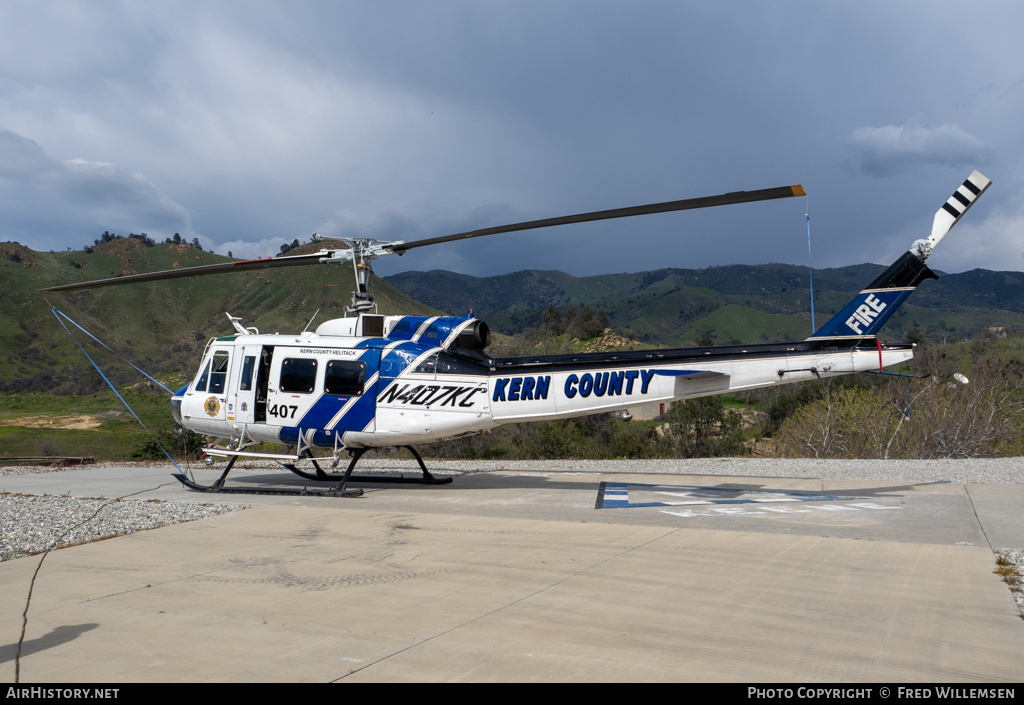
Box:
[2,1,1023,280]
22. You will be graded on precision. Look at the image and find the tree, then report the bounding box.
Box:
[662,396,745,458]
[541,305,564,335]
[772,383,896,458]
[129,232,155,247]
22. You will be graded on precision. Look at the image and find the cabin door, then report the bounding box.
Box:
[231,344,263,425]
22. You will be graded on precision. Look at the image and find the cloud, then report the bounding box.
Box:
[3,4,1024,274]
[0,129,193,249]
[846,118,990,177]
[218,235,306,260]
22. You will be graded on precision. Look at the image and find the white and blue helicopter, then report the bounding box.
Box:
[43,172,991,496]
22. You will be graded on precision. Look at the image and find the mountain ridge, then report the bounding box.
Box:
[4,238,1024,393]
[385,263,1024,345]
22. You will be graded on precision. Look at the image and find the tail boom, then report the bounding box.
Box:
[808,170,989,341]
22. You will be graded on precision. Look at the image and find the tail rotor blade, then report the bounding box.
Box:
[914,170,991,260]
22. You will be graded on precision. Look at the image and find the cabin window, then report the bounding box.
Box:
[324,360,366,396]
[239,355,256,391]
[279,358,317,393]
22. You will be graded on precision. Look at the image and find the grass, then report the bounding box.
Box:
[0,390,175,460]
[995,554,1021,584]
[993,552,1024,621]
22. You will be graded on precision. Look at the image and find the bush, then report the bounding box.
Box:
[773,346,1024,458]
[131,429,205,461]
[661,396,745,458]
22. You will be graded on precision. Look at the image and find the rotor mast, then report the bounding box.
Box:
[316,238,403,314]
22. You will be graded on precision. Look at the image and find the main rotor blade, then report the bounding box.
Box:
[42,184,804,292]
[388,184,806,254]
[40,251,335,292]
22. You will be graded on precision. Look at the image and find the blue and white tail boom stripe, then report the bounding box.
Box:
[808,170,990,341]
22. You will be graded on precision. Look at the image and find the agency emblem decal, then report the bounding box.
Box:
[204,396,220,416]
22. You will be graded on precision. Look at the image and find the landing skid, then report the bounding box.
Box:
[174,445,451,497]
[282,446,453,485]
[173,455,364,497]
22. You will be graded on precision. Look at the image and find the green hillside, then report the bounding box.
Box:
[1,237,440,460]
[386,264,1024,345]
[1,238,435,392]
[4,237,1024,462]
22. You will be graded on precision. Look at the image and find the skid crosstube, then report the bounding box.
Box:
[282,446,453,485]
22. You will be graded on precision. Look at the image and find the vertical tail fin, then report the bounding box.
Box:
[808,171,990,341]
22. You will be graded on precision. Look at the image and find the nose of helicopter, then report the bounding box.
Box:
[171,383,188,426]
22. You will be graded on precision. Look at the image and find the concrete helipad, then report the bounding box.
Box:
[2,461,1022,682]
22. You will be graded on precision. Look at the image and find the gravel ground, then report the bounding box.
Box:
[0,492,244,562]
[2,458,1023,618]
[377,456,1024,484]
[4,456,1024,483]
[2,461,248,562]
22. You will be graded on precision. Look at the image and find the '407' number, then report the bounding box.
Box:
[268,404,299,419]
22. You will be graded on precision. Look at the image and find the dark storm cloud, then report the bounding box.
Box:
[1,2,1022,273]
[0,130,192,250]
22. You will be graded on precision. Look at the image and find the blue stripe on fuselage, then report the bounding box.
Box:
[280,339,437,447]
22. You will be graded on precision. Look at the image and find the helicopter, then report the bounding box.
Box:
[41,172,991,497]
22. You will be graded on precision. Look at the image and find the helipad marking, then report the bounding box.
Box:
[596,482,873,509]
[661,502,901,519]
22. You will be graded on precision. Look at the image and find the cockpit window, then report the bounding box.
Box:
[195,350,230,393]
[208,351,230,394]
